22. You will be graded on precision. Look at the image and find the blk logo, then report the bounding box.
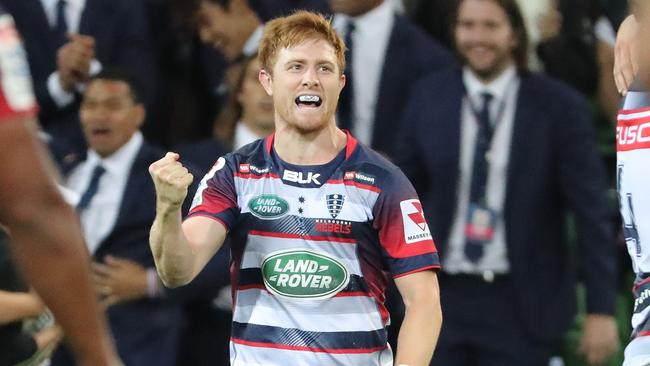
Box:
[283,170,321,185]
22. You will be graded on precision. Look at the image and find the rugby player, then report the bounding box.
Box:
[149,10,442,366]
[615,1,650,365]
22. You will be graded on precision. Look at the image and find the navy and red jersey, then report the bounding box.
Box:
[0,9,37,122]
[188,131,439,365]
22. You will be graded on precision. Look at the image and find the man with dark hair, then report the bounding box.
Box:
[50,68,191,366]
[0,8,120,366]
[396,0,619,364]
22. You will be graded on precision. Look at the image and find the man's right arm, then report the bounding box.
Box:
[149,152,227,287]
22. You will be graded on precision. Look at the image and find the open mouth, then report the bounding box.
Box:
[295,95,322,108]
[91,128,111,137]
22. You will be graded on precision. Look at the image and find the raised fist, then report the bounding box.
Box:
[148,152,194,207]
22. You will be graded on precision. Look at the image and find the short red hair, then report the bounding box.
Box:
[258,11,346,75]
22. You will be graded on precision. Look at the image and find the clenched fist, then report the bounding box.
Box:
[149,152,194,207]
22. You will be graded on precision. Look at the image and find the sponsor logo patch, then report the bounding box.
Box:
[617,117,650,151]
[248,194,289,219]
[238,163,270,174]
[400,199,432,244]
[343,171,376,185]
[261,249,350,300]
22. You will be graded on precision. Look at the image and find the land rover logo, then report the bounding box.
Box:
[261,249,350,300]
[248,195,289,219]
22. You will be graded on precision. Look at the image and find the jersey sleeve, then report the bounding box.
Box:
[187,156,239,230]
[372,167,440,278]
[0,13,38,121]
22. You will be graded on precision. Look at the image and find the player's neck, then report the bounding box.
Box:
[273,123,347,165]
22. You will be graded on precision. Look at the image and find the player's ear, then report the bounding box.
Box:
[259,69,273,96]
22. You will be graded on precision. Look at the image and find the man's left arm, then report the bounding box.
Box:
[393,270,441,366]
[556,88,619,364]
[372,167,442,365]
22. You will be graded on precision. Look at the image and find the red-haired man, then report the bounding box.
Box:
[149,10,442,366]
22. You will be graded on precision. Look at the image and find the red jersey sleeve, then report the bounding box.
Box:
[372,167,440,278]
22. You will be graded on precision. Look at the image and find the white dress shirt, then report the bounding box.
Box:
[233,121,263,150]
[66,132,143,254]
[444,65,520,275]
[41,0,102,108]
[333,1,394,146]
[40,0,85,33]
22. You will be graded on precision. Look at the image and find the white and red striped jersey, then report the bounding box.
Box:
[188,131,440,366]
[0,9,37,122]
[617,90,650,341]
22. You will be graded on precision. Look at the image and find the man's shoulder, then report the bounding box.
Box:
[413,67,463,91]
[521,72,587,107]
[346,143,408,189]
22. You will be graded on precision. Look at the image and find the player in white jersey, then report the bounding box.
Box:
[148,10,442,366]
[616,1,650,365]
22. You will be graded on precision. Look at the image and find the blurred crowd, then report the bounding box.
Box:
[0,0,634,365]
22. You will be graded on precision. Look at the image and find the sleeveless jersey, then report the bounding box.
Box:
[188,132,440,365]
[617,89,650,340]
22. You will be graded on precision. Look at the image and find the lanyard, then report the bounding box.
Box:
[464,76,517,137]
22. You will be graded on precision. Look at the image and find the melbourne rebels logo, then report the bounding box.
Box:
[326,194,345,219]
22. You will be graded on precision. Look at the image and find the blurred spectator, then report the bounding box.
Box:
[3,0,156,150]
[536,0,619,121]
[330,0,452,157]
[395,0,619,365]
[0,229,62,366]
[49,69,188,366]
[174,0,268,142]
[171,0,330,144]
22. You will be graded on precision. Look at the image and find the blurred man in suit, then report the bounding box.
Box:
[396,0,619,364]
[330,0,452,157]
[51,68,185,366]
[2,0,156,149]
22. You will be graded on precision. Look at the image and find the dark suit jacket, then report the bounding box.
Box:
[395,68,617,343]
[365,14,452,158]
[52,141,180,366]
[2,0,155,146]
[52,139,231,365]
